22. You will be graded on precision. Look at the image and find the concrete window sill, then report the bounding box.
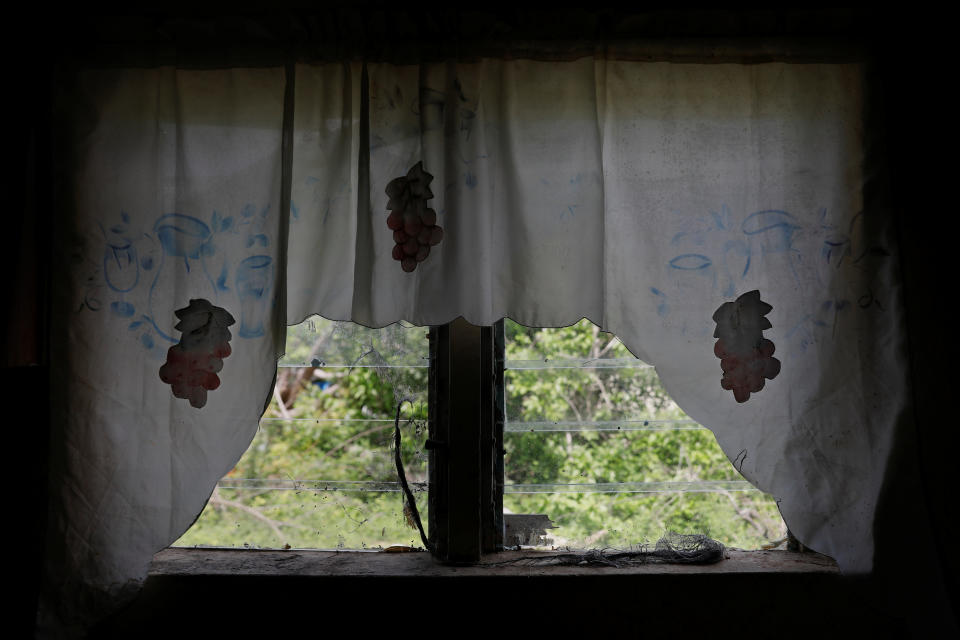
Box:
[94,547,897,637]
[152,547,839,577]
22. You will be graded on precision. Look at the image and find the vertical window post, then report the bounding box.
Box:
[428,318,504,562]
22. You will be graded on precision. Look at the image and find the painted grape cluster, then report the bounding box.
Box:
[159,299,235,408]
[712,290,781,403]
[385,161,443,273]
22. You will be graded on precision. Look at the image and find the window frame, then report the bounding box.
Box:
[426,318,505,561]
[426,318,794,560]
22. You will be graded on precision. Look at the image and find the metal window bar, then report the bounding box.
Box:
[504,481,759,494]
[276,357,651,369]
[213,479,756,495]
[277,363,429,368]
[504,419,703,432]
[258,418,697,431]
[505,358,653,370]
[216,479,427,492]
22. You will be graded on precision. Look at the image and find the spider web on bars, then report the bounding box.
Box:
[186,318,739,559]
[279,317,431,547]
[177,317,431,551]
[490,532,726,567]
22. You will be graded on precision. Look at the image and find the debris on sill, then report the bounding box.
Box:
[504,514,557,548]
[382,545,426,553]
[488,532,726,568]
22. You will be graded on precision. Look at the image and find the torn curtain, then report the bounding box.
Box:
[43,55,906,632]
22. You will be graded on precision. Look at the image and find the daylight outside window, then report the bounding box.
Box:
[502,319,785,549]
[175,317,785,550]
[175,317,431,550]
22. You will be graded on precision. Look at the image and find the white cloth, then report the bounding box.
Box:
[45,57,904,631]
[290,59,902,573]
[44,66,286,633]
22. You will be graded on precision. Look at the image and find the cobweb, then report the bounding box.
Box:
[490,532,726,567]
[283,317,430,533]
[182,318,738,562]
[286,318,432,548]
[176,316,431,551]
[281,316,429,417]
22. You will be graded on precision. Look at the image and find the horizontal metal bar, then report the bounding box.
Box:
[505,419,702,433]
[216,479,755,495]
[217,479,428,493]
[277,363,430,369]
[505,358,652,370]
[169,545,387,552]
[276,357,648,369]
[259,417,425,424]
[256,418,697,431]
[504,481,758,494]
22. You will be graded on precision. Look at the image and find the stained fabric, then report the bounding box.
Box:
[43,67,286,634]
[288,59,902,577]
[44,56,905,632]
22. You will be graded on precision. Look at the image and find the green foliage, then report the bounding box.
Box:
[503,319,785,549]
[176,318,429,550]
[176,317,785,551]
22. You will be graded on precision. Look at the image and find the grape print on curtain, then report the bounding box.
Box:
[385,162,444,273]
[159,299,235,408]
[712,290,781,403]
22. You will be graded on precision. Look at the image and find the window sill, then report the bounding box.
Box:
[152,546,838,577]
[95,547,890,637]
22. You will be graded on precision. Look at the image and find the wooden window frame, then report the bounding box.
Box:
[427,318,505,562]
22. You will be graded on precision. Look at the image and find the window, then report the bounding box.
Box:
[176,316,785,553]
[502,319,786,550]
[175,317,431,550]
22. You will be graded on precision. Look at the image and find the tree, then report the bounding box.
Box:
[176,318,785,550]
[176,318,429,550]
[503,319,785,548]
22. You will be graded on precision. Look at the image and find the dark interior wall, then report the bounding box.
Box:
[8,25,52,639]
[93,572,905,638]
[869,19,958,632]
[9,8,957,637]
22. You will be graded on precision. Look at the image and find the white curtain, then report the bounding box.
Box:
[43,56,905,633]
[44,66,287,634]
